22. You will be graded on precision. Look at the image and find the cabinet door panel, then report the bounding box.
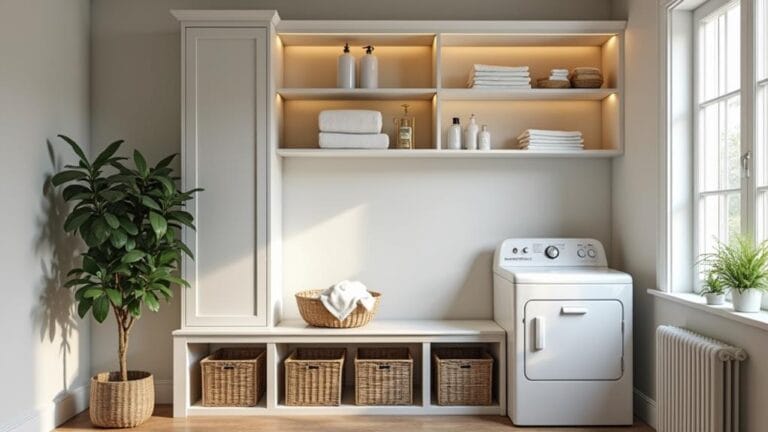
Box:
[183,27,267,326]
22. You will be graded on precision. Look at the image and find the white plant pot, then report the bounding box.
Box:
[731,289,763,313]
[704,293,726,305]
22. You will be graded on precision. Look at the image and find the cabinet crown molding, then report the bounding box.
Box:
[171,9,280,25]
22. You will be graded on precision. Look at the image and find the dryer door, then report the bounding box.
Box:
[524,299,624,381]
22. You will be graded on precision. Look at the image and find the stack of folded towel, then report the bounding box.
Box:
[318,110,389,149]
[517,129,584,151]
[548,69,570,81]
[467,64,531,89]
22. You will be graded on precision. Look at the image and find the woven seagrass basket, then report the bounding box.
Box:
[295,289,381,328]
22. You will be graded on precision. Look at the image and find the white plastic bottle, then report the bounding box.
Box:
[464,114,479,150]
[337,42,355,89]
[446,117,462,150]
[478,125,491,150]
[360,45,378,89]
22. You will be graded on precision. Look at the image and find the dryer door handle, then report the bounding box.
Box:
[533,316,545,351]
[561,306,588,315]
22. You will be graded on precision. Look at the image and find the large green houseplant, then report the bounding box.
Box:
[51,135,199,427]
[701,235,768,313]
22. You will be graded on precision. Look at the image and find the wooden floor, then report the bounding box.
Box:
[58,405,655,432]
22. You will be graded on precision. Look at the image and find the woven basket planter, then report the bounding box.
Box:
[90,371,154,428]
[295,290,381,328]
[355,347,413,405]
[201,348,266,407]
[433,348,493,406]
[285,348,346,406]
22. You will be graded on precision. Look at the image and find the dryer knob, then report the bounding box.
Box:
[545,246,560,259]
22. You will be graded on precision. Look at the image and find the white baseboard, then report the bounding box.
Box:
[0,383,89,432]
[634,387,658,430]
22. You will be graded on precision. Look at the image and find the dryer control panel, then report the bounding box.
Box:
[494,238,607,268]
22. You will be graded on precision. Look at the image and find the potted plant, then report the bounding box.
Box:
[703,236,768,313]
[51,135,199,427]
[700,271,727,305]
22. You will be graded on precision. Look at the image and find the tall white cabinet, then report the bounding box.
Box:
[178,12,277,327]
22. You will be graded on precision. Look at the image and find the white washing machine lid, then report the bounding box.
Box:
[494,266,632,285]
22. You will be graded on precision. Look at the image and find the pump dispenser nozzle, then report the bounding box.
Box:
[363,45,374,54]
[343,42,350,53]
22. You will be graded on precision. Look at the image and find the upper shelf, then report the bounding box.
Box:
[278,88,437,100]
[276,149,623,159]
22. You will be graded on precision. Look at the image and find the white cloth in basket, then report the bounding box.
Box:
[320,280,375,321]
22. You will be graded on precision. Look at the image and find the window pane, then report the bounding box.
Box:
[759,0,767,81]
[699,192,741,257]
[757,85,768,190]
[699,96,741,191]
[700,2,740,101]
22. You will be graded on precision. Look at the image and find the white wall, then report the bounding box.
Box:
[90,0,618,393]
[611,1,768,430]
[0,0,91,430]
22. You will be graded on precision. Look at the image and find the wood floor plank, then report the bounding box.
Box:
[57,405,655,432]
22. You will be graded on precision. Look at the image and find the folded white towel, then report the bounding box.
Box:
[551,69,570,75]
[472,71,531,78]
[471,84,533,89]
[473,64,529,72]
[518,129,583,140]
[319,280,376,321]
[468,76,532,83]
[319,110,382,134]
[548,76,570,81]
[319,132,389,149]
[519,139,585,146]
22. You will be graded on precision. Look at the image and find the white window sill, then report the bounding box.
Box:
[647,289,768,332]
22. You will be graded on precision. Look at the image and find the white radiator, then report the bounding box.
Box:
[656,326,747,432]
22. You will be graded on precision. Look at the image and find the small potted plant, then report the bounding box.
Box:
[700,271,727,305]
[703,236,768,313]
[51,136,199,427]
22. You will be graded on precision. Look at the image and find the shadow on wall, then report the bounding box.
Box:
[32,140,83,397]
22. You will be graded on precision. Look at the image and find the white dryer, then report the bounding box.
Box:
[493,238,633,426]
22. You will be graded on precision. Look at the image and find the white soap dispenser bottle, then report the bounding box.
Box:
[337,42,355,89]
[478,125,491,150]
[446,117,462,150]
[360,45,378,89]
[464,114,479,150]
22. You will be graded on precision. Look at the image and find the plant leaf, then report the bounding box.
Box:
[149,211,167,239]
[58,135,89,167]
[62,184,91,201]
[63,210,91,233]
[141,196,161,211]
[51,170,87,186]
[144,291,160,312]
[105,288,122,306]
[82,255,99,275]
[77,298,93,318]
[134,150,148,177]
[121,249,146,263]
[119,217,139,235]
[83,288,103,299]
[92,296,110,323]
[93,139,124,168]
[154,153,177,169]
[109,229,127,248]
[103,213,120,229]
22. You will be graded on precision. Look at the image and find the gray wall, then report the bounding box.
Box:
[0,0,91,429]
[90,0,619,395]
[611,1,768,430]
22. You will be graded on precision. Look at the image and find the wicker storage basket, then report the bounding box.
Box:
[296,290,382,328]
[537,78,571,88]
[201,348,266,407]
[355,347,413,405]
[572,76,604,88]
[90,371,154,428]
[285,348,346,406]
[433,347,494,406]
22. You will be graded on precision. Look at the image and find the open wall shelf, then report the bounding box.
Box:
[272,22,624,156]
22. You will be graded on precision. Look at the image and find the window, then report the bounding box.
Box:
[694,1,742,274]
[756,0,768,241]
[662,0,768,308]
